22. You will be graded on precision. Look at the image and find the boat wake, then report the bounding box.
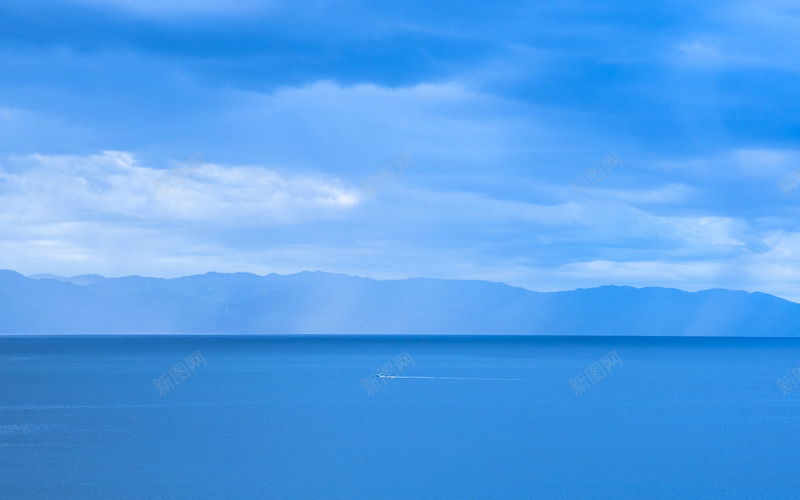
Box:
[376,374,559,382]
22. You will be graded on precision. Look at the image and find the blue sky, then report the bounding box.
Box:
[1,0,800,300]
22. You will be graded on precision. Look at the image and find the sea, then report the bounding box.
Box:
[1,335,799,499]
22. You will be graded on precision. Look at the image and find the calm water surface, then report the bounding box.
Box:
[1,335,799,499]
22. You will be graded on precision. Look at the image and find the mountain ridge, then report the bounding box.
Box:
[0,270,796,335]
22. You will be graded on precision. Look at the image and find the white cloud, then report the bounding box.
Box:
[0,150,361,225]
[677,40,724,66]
[0,150,364,277]
[679,2,800,73]
[647,148,800,186]
[733,149,800,177]
[659,216,747,248]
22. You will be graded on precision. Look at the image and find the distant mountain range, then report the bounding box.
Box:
[1,269,798,335]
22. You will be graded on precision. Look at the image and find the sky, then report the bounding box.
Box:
[1,0,800,301]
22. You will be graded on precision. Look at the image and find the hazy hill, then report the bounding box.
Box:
[1,270,798,335]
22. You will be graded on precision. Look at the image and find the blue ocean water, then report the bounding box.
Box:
[1,335,799,499]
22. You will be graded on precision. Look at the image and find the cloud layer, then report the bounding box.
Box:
[1,1,799,301]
